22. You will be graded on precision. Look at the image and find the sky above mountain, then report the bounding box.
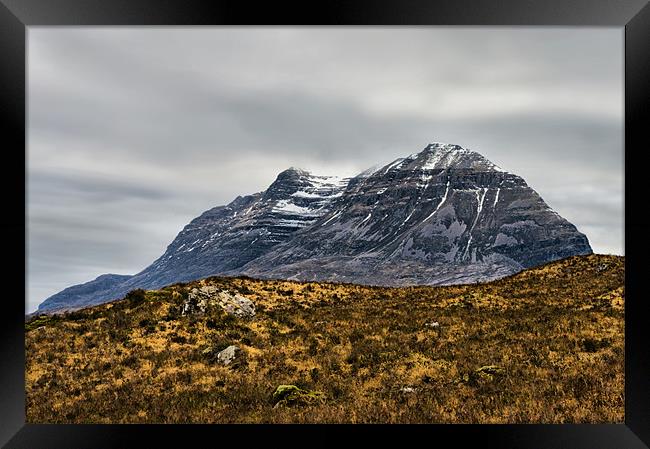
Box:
[27,27,623,313]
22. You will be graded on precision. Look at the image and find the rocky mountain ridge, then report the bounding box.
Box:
[38,142,592,312]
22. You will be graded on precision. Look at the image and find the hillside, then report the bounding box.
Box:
[26,254,623,424]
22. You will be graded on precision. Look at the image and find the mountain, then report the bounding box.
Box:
[238,143,592,285]
[37,142,592,313]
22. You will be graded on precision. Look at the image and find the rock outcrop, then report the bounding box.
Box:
[181,286,256,318]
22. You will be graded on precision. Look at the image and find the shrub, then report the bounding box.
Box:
[169,334,187,344]
[348,328,365,343]
[139,318,153,328]
[66,311,87,321]
[308,337,319,356]
[162,307,180,321]
[122,355,139,368]
[237,285,254,295]
[581,337,611,353]
[125,289,146,305]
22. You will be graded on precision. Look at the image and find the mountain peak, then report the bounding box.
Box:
[377,143,506,175]
[280,166,311,176]
[403,142,507,173]
[424,141,465,151]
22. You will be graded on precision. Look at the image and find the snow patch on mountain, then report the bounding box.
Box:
[272,199,320,216]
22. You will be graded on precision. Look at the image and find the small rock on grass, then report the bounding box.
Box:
[216,345,240,366]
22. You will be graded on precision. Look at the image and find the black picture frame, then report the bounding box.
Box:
[2,0,648,447]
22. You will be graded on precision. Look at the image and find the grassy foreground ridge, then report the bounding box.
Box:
[26,254,624,423]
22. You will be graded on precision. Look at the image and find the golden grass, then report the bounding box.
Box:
[26,254,624,424]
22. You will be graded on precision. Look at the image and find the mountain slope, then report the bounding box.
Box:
[38,169,348,312]
[37,274,133,313]
[116,169,348,292]
[37,142,592,313]
[238,143,591,285]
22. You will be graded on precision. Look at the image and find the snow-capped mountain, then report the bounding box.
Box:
[38,142,592,312]
[238,143,592,285]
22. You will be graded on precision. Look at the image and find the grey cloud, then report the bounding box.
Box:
[29,170,173,201]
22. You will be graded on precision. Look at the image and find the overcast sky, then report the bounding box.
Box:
[27,27,623,313]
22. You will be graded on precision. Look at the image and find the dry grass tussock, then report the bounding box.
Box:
[26,254,624,423]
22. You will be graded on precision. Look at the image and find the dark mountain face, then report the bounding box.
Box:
[37,143,592,312]
[237,143,592,285]
[126,168,347,287]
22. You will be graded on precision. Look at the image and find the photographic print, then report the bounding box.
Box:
[25,27,624,424]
